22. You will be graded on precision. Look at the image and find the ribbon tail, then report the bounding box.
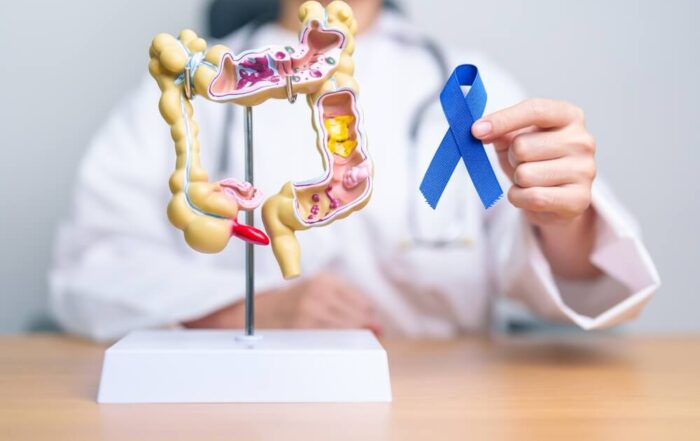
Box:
[461,149,503,209]
[419,131,460,209]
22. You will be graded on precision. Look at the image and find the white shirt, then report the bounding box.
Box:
[49,12,660,341]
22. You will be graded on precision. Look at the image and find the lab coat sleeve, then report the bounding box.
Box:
[48,78,278,341]
[488,178,661,329]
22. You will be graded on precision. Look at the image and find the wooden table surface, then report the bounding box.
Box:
[1,334,699,441]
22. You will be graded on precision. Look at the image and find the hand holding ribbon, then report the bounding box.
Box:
[422,64,600,278]
[471,98,596,227]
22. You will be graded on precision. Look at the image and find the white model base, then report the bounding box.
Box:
[97,329,392,403]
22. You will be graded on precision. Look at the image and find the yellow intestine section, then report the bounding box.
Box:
[325,115,358,157]
[149,30,238,253]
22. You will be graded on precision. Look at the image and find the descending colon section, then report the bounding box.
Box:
[293,90,371,225]
[262,1,373,279]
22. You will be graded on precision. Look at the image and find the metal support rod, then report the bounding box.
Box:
[244,106,255,336]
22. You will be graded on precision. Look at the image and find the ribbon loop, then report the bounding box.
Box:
[420,64,502,209]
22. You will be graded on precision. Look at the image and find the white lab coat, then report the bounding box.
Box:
[49,12,660,341]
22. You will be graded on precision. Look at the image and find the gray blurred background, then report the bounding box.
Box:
[0,0,698,333]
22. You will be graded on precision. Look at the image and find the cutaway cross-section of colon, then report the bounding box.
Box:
[148,0,371,279]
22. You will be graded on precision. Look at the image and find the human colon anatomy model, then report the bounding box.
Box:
[148,0,372,279]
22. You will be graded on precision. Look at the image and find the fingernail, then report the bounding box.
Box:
[472,120,492,138]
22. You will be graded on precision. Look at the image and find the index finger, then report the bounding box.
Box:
[472,98,583,142]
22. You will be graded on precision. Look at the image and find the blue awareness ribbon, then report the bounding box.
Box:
[420,64,503,209]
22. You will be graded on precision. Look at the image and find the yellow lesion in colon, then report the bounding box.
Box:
[324,115,357,157]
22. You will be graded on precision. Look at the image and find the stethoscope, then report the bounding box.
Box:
[216,11,471,249]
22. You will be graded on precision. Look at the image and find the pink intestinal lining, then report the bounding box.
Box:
[294,89,372,225]
[208,21,345,99]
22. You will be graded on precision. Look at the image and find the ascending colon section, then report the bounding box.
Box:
[293,90,371,225]
[148,30,270,253]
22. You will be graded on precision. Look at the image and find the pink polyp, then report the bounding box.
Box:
[219,178,263,210]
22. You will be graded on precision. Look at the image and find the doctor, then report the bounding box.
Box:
[50,0,659,340]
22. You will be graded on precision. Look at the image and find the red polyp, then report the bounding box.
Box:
[230,220,270,246]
